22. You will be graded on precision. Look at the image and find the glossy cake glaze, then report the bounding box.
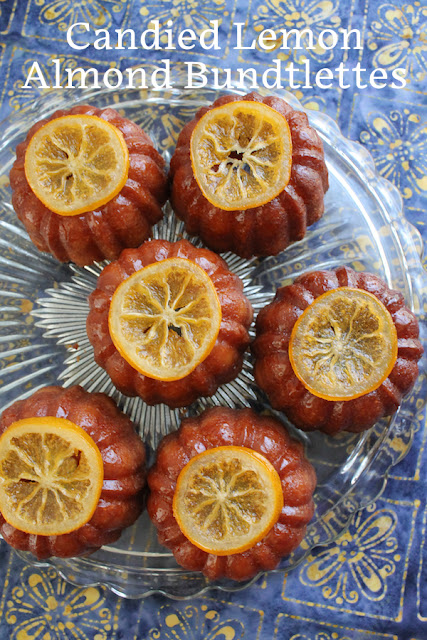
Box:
[147,407,316,581]
[170,92,328,258]
[10,105,168,266]
[253,266,423,434]
[87,239,253,408]
[0,386,146,559]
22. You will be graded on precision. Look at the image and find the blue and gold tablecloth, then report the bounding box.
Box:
[0,0,426,638]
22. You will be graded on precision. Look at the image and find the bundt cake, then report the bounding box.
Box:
[0,386,146,559]
[170,92,328,258]
[10,105,168,266]
[147,407,316,581]
[87,239,253,407]
[252,266,423,434]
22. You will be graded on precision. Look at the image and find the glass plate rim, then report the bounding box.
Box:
[0,73,425,599]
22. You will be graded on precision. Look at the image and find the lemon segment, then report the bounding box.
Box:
[0,417,104,536]
[190,101,293,211]
[108,258,222,382]
[173,445,284,555]
[24,114,129,216]
[289,287,398,401]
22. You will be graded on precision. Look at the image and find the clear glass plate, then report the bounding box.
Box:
[0,76,425,599]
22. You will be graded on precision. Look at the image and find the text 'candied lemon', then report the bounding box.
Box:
[25,114,129,216]
[0,417,104,536]
[173,445,284,555]
[190,100,292,211]
[108,257,222,382]
[289,287,398,401]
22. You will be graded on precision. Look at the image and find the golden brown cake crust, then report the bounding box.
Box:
[10,105,168,266]
[87,239,253,408]
[147,407,316,581]
[0,386,146,559]
[252,266,424,434]
[170,92,329,258]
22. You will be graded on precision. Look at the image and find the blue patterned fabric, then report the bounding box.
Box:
[0,0,426,638]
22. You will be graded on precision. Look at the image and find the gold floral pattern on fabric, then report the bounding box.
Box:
[299,506,399,603]
[367,3,427,82]
[289,634,352,640]
[34,0,127,31]
[147,604,246,639]
[0,0,17,34]
[4,565,112,639]
[360,108,427,200]
[273,612,399,640]
[252,0,341,62]
[139,0,226,35]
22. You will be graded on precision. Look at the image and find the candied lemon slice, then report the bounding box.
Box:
[108,257,222,382]
[190,100,292,211]
[0,417,104,536]
[24,114,129,216]
[173,445,284,555]
[289,287,398,401]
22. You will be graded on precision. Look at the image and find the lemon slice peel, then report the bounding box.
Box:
[289,287,398,401]
[173,445,284,556]
[190,101,292,211]
[0,416,104,536]
[108,257,222,382]
[24,114,129,217]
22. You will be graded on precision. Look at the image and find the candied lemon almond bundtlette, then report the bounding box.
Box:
[87,239,253,407]
[0,386,146,559]
[170,92,329,258]
[10,106,168,266]
[148,407,316,581]
[252,266,423,434]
